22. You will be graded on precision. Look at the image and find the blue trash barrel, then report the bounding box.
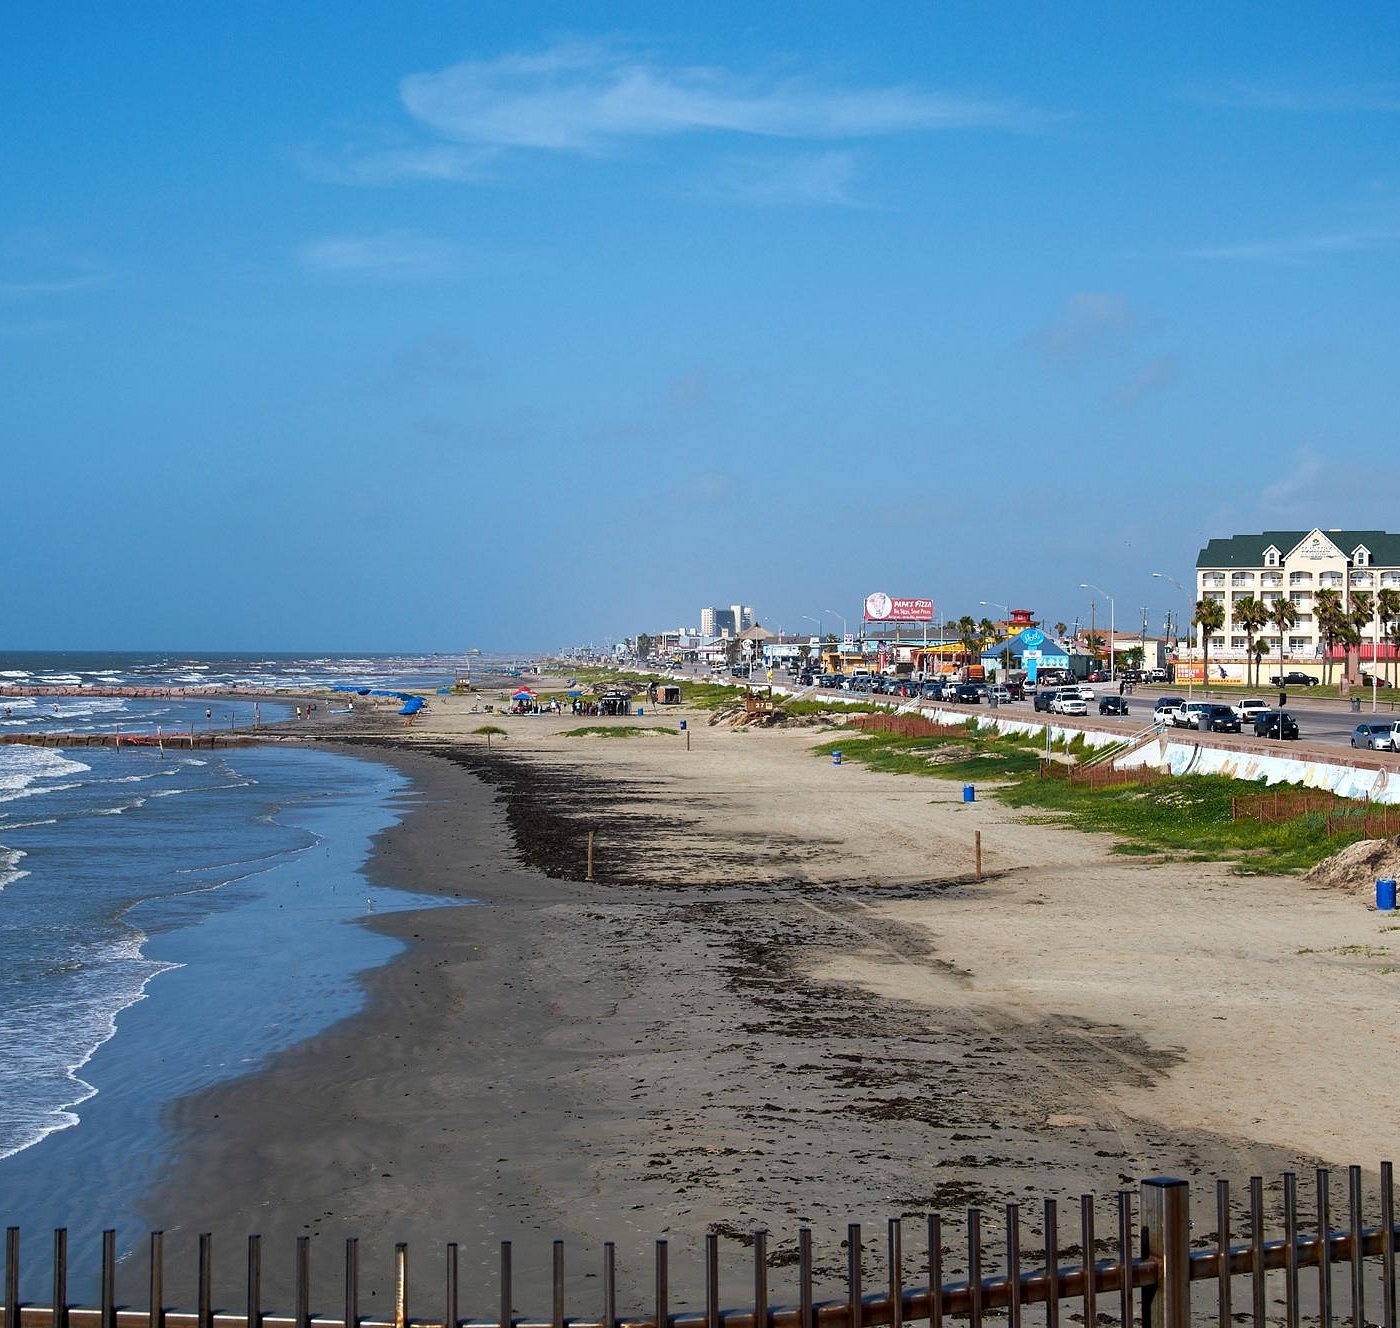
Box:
[963,784,975,803]
[832,750,843,766]
[1379,879,1397,911]
[636,706,644,716]
[679,720,687,731]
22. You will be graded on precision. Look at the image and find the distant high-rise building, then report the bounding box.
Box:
[700,605,747,639]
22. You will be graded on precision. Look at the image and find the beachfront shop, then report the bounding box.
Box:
[982,627,1072,682]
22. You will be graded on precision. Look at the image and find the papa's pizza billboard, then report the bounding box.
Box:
[864,592,934,622]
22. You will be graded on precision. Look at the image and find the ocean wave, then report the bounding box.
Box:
[0,749,92,804]
[0,932,182,1161]
[95,798,147,815]
[0,845,28,891]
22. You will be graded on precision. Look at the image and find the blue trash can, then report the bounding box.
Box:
[832,750,843,766]
[679,720,687,731]
[963,784,975,803]
[636,706,644,716]
[1378,879,1397,911]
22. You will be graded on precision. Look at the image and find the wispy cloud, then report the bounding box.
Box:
[296,231,463,277]
[700,150,862,206]
[325,40,1041,184]
[1187,227,1400,263]
[1025,293,1138,368]
[1107,353,1182,410]
[1186,81,1400,113]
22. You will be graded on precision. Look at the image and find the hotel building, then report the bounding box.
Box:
[1194,528,1400,660]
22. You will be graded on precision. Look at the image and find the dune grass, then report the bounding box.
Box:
[563,725,675,738]
[813,722,1357,874]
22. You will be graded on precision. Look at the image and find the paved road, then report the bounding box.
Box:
[663,663,1400,756]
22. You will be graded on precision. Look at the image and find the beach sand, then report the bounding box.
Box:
[136,687,1400,1316]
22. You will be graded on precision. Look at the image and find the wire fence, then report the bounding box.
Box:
[5,1168,1397,1328]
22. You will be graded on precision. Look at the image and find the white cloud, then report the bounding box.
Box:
[702,150,861,206]
[1108,353,1182,409]
[1187,227,1400,263]
[322,41,1041,184]
[399,42,1035,153]
[1026,293,1138,367]
[297,231,462,277]
[1186,82,1400,113]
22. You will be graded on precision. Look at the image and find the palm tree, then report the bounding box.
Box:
[955,615,980,661]
[1315,589,1344,685]
[1192,598,1226,686]
[1380,587,1400,686]
[1252,638,1270,685]
[977,617,997,648]
[1350,592,1375,684]
[1234,596,1269,686]
[1053,621,1068,640]
[1269,597,1299,689]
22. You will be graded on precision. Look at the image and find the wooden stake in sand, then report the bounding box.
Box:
[975,830,983,879]
[586,830,595,881]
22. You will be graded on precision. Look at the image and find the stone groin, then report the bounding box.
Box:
[0,731,299,748]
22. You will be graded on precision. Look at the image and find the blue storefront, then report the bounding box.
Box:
[981,627,1072,682]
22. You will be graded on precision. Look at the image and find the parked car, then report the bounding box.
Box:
[1146,667,1170,683]
[1231,699,1271,724]
[1172,701,1213,728]
[1254,710,1299,740]
[1350,722,1396,751]
[1201,703,1242,732]
[1098,695,1129,716]
[1268,671,1320,687]
[1052,694,1089,716]
[1086,670,1109,683]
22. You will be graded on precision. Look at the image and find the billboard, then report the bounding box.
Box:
[864,592,934,622]
[1174,661,1246,685]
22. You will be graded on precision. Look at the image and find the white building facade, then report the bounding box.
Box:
[1194,528,1400,660]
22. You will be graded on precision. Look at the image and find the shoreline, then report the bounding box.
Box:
[129,719,1319,1315]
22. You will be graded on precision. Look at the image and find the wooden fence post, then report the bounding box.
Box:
[586,831,595,882]
[1141,1179,1190,1328]
[975,831,983,880]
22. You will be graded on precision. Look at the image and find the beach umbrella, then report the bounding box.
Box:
[566,689,583,697]
[511,688,535,699]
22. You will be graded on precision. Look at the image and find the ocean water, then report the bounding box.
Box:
[0,725,462,1291]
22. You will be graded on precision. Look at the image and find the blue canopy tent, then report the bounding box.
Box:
[398,697,425,716]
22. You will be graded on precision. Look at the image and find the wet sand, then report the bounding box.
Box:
[133,693,1374,1319]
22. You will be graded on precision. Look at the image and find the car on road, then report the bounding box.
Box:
[1152,696,1185,726]
[1073,684,1097,702]
[951,683,983,703]
[1086,670,1109,683]
[1231,698,1271,725]
[1350,722,1396,750]
[1269,671,1320,687]
[1254,710,1299,740]
[1098,695,1129,716]
[1146,667,1170,683]
[1052,694,1088,715]
[1033,688,1059,712]
[1172,701,1213,728]
[988,684,1013,705]
[1201,703,1242,732]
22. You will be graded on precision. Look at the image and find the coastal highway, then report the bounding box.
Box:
[670,663,1399,756]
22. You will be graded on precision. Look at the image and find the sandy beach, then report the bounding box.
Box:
[136,684,1400,1315]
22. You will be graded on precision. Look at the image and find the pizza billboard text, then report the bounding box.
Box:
[863,592,934,622]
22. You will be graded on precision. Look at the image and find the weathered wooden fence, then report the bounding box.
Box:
[4,1168,1397,1328]
[1232,789,1400,838]
[1037,761,1163,788]
[848,715,970,740]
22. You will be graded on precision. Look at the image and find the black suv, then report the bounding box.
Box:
[1268,671,1319,687]
[1254,710,1299,740]
[952,683,982,703]
[1203,703,1241,732]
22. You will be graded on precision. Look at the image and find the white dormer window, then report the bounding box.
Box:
[1264,547,1280,567]
[1354,547,1370,567]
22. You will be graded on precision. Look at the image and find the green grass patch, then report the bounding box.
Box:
[811,726,1045,783]
[562,725,675,738]
[812,719,1362,874]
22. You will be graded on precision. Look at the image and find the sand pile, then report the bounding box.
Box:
[1305,835,1400,890]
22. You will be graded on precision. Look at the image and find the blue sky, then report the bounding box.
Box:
[5,4,1400,650]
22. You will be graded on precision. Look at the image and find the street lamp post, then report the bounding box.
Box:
[1152,570,1187,694]
[1080,583,1115,682]
[823,608,847,645]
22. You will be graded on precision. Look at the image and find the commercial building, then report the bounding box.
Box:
[1194,528,1400,663]
[698,604,754,640]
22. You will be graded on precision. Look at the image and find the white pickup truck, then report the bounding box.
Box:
[1231,698,1271,725]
